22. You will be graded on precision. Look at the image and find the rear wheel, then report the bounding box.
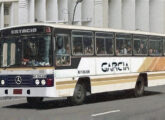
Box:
[134,77,145,97]
[27,97,43,105]
[69,83,86,105]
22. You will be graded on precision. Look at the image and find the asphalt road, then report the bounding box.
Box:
[1,86,165,120]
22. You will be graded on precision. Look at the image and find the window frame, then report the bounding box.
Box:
[115,33,132,56]
[148,36,163,56]
[55,34,71,66]
[133,35,148,56]
[55,34,71,55]
[71,30,94,56]
[95,32,114,56]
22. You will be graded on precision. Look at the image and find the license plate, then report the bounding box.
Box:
[13,89,22,94]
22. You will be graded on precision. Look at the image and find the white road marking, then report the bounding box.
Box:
[91,110,120,117]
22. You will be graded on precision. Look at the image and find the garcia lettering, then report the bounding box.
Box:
[101,62,129,72]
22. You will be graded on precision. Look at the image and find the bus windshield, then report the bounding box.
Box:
[0,35,52,68]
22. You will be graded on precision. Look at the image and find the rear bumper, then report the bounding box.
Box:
[0,87,57,97]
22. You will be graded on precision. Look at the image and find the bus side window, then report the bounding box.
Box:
[96,38,105,54]
[149,36,162,55]
[72,36,83,55]
[95,32,114,55]
[84,36,94,55]
[106,38,113,54]
[133,35,147,55]
[116,34,132,55]
[72,31,94,55]
[56,34,71,66]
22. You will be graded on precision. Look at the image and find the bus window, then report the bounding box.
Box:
[22,36,51,67]
[56,35,70,54]
[56,34,71,66]
[96,38,105,54]
[2,43,8,67]
[72,36,83,55]
[1,40,16,67]
[116,34,132,55]
[106,38,113,54]
[149,37,162,55]
[133,35,147,55]
[84,37,93,55]
[10,43,16,65]
[72,30,93,55]
[95,32,114,55]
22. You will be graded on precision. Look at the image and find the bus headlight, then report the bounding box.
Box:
[41,79,46,86]
[35,79,40,85]
[1,80,5,85]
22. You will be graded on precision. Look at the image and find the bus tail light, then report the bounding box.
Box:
[46,78,53,87]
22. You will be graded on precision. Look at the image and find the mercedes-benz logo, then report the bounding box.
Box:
[15,76,22,85]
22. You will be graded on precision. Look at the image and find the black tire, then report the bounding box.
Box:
[134,77,145,97]
[27,97,43,105]
[70,83,86,105]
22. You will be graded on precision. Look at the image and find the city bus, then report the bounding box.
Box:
[0,23,165,105]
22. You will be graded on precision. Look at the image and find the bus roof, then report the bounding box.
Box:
[1,23,165,37]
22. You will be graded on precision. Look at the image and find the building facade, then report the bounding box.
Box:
[0,0,165,34]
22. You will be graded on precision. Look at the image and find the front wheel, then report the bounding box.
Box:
[134,78,145,97]
[27,97,43,105]
[69,83,86,105]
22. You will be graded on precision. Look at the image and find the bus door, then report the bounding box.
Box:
[55,33,71,67]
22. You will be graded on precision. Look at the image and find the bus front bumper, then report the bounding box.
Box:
[0,87,57,97]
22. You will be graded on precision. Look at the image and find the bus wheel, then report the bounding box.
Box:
[27,97,43,105]
[70,83,86,105]
[134,78,145,97]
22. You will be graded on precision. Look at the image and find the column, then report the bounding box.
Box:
[35,0,46,22]
[18,0,28,24]
[28,0,35,23]
[58,0,68,23]
[10,2,18,26]
[81,0,94,26]
[1,3,4,28]
[122,0,135,30]
[108,0,122,29]
[149,0,165,33]
[135,0,149,32]
[46,0,58,22]
[94,0,108,27]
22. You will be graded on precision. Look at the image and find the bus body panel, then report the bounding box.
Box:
[1,24,165,100]
[55,57,165,97]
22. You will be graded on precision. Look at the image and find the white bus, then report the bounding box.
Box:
[0,23,165,105]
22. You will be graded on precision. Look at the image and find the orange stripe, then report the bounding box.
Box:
[56,74,165,90]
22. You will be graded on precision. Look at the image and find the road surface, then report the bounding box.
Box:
[1,86,165,120]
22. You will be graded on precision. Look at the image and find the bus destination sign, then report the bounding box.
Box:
[11,28,37,35]
[1,26,50,36]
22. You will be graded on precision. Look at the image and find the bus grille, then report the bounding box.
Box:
[7,75,33,87]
